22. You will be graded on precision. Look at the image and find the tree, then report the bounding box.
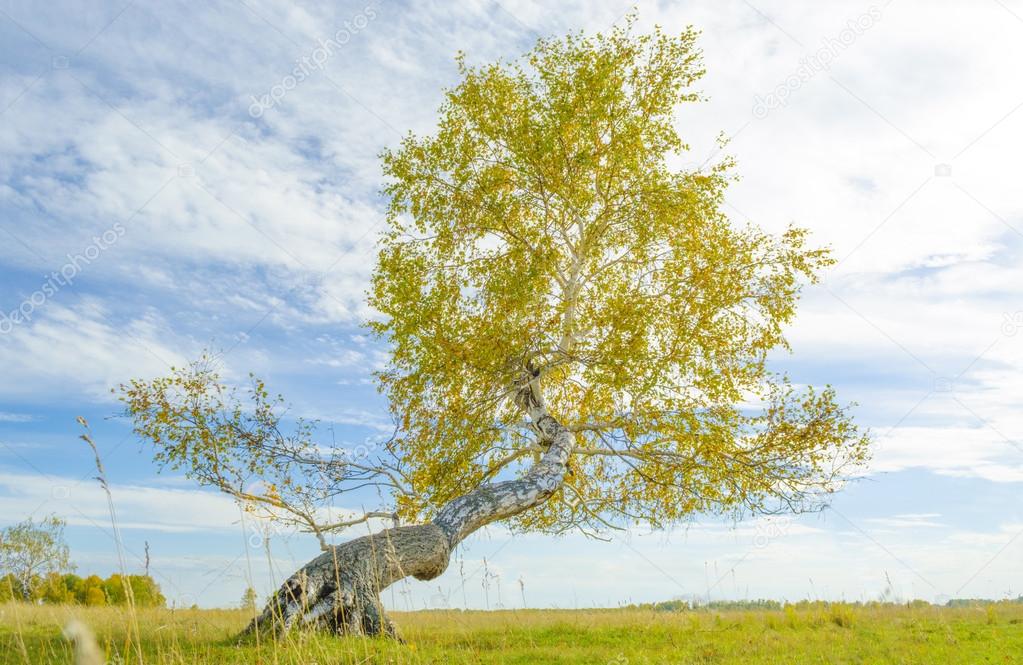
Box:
[81,574,107,606]
[127,574,166,608]
[0,574,19,602]
[0,515,74,600]
[38,572,76,603]
[62,573,85,601]
[121,20,869,638]
[241,586,259,612]
[103,573,128,606]
[101,572,164,607]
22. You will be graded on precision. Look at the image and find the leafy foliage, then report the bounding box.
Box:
[372,19,869,532]
[119,360,405,548]
[0,515,73,599]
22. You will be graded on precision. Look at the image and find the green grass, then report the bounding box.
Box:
[3,601,1023,664]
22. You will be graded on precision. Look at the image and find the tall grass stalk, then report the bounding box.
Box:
[77,416,143,663]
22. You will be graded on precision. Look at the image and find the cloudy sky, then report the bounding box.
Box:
[2,0,1023,610]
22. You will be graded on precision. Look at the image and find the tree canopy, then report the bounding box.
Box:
[371,20,868,534]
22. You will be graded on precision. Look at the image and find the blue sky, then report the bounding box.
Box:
[2,0,1023,610]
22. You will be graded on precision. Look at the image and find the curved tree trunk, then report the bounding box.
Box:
[243,379,572,638]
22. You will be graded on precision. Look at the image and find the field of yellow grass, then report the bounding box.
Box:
[2,601,1022,663]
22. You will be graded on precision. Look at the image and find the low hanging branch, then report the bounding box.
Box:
[121,16,869,639]
[119,362,409,552]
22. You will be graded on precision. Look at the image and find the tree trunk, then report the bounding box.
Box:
[243,380,572,638]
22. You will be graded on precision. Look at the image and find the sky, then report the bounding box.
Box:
[2,0,1023,610]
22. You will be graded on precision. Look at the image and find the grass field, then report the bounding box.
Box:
[2,602,1022,664]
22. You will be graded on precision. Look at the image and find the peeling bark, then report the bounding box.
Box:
[244,377,573,638]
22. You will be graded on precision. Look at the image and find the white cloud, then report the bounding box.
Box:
[863,514,946,529]
[872,422,1023,482]
[0,412,34,422]
[0,301,192,402]
[0,470,240,533]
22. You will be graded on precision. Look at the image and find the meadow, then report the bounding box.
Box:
[2,602,1022,664]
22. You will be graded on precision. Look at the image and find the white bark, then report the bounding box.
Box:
[245,374,573,638]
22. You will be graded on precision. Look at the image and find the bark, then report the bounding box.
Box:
[243,377,572,638]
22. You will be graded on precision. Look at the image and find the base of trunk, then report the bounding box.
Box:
[243,523,450,637]
[245,376,573,639]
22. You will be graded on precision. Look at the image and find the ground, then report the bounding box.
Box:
[2,602,1022,663]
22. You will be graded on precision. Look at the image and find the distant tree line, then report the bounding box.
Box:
[0,515,164,607]
[631,599,785,612]
[630,597,1023,612]
[0,572,165,607]
[943,597,1023,608]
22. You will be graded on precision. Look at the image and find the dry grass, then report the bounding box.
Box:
[2,601,1023,663]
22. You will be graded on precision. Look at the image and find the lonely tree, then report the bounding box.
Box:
[121,22,869,638]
